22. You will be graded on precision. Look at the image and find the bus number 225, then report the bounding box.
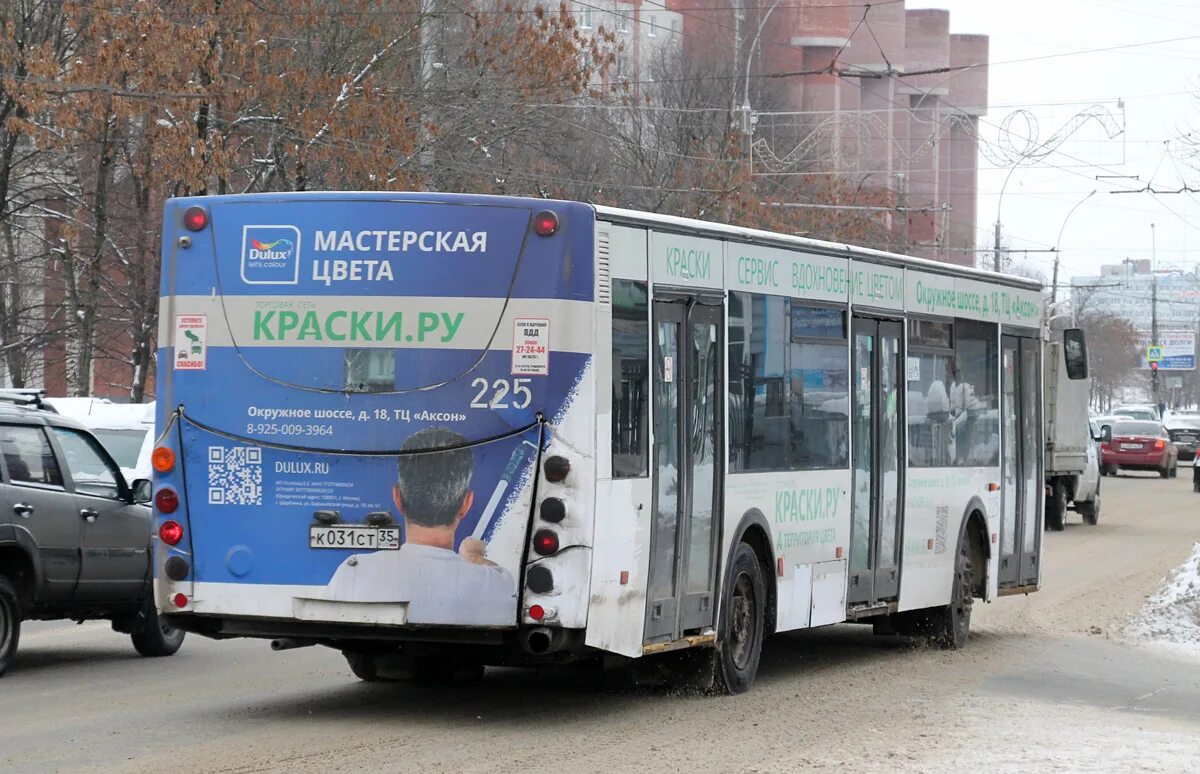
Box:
[470,378,533,409]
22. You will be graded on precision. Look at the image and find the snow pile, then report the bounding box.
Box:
[1127,541,1200,649]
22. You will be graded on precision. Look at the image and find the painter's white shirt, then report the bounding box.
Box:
[326,543,517,626]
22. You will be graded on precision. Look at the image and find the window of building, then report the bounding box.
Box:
[729,292,848,472]
[344,349,395,393]
[578,6,593,28]
[670,18,679,36]
[647,14,657,36]
[612,280,649,477]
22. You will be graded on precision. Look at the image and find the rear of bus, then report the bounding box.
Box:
[153,193,596,659]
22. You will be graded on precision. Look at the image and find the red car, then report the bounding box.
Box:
[1100,420,1179,478]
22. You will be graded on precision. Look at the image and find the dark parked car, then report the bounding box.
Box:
[0,394,182,676]
[1100,420,1179,479]
[1165,416,1200,462]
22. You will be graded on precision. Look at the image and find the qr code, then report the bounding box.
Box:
[934,505,949,554]
[207,446,263,506]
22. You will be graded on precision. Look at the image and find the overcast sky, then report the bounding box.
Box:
[904,0,1200,283]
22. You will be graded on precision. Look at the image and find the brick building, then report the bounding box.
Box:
[636,0,989,265]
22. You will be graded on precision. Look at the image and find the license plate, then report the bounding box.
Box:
[309,525,400,550]
[1120,443,1142,450]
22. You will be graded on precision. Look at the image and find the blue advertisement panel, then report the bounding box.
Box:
[156,193,595,628]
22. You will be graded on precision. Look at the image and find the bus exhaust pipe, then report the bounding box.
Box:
[523,627,561,655]
[271,638,316,652]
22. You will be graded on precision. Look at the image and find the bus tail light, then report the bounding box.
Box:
[543,455,570,483]
[182,206,209,231]
[171,593,189,608]
[526,565,553,593]
[532,210,558,236]
[533,529,558,556]
[164,556,190,581]
[539,497,565,523]
[528,604,546,621]
[155,488,179,514]
[159,519,184,546]
[152,446,176,473]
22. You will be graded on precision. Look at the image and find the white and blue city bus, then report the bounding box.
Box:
[152,192,1060,693]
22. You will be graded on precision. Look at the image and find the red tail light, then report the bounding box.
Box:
[159,519,184,546]
[172,593,189,608]
[529,604,546,621]
[1155,439,1166,450]
[532,210,558,236]
[182,206,208,231]
[533,529,559,556]
[155,487,179,514]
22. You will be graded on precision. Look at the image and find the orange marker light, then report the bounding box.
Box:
[152,446,176,473]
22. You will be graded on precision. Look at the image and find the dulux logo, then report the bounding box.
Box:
[248,237,294,261]
[241,225,301,285]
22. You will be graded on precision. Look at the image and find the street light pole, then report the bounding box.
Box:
[1050,189,1095,305]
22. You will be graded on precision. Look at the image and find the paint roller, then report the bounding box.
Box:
[472,438,538,542]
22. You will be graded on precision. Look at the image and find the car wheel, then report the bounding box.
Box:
[0,576,20,677]
[131,596,186,657]
[712,542,766,695]
[1045,480,1067,531]
[1160,465,1170,479]
[1079,484,1100,526]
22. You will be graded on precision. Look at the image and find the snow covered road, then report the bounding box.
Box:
[3,471,1199,773]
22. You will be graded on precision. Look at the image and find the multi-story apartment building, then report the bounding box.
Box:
[1072,260,1200,334]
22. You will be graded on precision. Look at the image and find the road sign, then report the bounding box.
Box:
[1138,331,1195,371]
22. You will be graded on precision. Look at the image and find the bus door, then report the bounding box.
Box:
[645,295,723,643]
[999,335,1042,587]
[847,317,904,606]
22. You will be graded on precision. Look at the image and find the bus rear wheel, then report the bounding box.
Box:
[713,542,765,695]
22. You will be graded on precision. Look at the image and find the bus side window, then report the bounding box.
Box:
[788,302,848,470]
[612,279,649,478]
[907,319,955,468]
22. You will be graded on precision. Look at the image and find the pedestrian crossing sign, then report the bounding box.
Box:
[1147,345,1163,363]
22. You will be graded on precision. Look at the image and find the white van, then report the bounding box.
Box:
[42,398,155,483]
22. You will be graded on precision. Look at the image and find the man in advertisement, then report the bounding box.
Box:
[325,427,517,625]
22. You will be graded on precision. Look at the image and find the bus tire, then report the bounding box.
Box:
[928,531,974,649]
[0,576,20,677]
[1045,480,1066,531]
[713,542,765,695]
[131,596,186,658]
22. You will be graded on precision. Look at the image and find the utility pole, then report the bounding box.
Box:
[993,220,1002,272]
[1152,274,1160,411]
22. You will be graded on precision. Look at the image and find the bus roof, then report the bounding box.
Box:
[162,191,1039,292]
[594,204,1042,292]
